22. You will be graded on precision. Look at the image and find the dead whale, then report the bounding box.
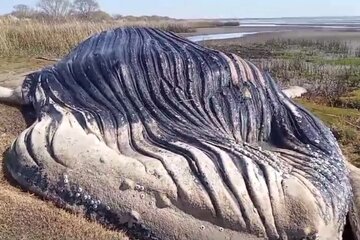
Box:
[0,27,357,240]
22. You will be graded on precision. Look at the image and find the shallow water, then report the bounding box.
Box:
[187,16,360,42]
[238,16,360,26]
[187,31,261,42]
[235,16,360,29]
[240,23,360,29]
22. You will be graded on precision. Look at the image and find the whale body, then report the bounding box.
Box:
[5,27,351,240]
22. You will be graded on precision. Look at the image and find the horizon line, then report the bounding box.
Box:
[1,11,360,20]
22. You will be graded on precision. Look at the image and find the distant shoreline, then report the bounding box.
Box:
[181,24,360,43]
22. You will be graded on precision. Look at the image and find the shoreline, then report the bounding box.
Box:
[180,25,360,45]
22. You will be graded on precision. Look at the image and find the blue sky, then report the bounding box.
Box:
[1,0,360,18]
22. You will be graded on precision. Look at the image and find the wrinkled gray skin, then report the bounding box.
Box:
[1,27,360,240]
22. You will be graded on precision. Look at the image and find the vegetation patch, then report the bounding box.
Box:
[338,89,360,109]
[324,57,360,66]
[0,18,240,57]
[0,0,239,58]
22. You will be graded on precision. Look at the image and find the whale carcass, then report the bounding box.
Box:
[1,27,357,239]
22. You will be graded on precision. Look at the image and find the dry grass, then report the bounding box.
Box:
[0,17,239,58]
[0,18,192,57]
